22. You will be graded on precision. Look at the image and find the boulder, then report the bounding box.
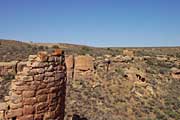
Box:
[123,50,134,57]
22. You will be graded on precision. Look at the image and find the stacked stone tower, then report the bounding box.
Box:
[0,49,67,120]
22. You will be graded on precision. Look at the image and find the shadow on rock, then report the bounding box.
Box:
[72,114,88,120]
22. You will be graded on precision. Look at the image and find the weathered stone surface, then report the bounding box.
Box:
[123,49,135,57]
[65,55,74,70]
[37,51,48,62]
[23,91,35,98]
[45,72,54,77]
[36,102,48,113]
[7,108,23,118]
[0,103,8,111]
[18,115,34,120]
[37,94,48,102]
[34,113,44,120]
[171,68,180,79]
[23,97,36,105]
[23,105,35,115]
[55,72,66,80]
[31,62,48,68]
[10,102,22,109]
[75,55,94,71]
[0,51,66,120]
[36,89,48,95]
[17,62,27,72]
[34,74,45,81]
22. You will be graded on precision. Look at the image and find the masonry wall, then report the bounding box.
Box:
[0,50,67,120]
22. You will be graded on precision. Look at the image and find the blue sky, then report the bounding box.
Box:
[0,0,180,47]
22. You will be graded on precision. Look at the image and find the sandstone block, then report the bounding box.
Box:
[123,49,135,57]
[46,65,54,72]
[75,55,94,71]
[37,94,48,102]
[48,93,57,103]
[34,74,45,81]
[7,108,23,118]
[45,72,54,77]
[44,111,56,119]
[47,81,55,88]
[34,113,44,120]
[37,51,48,62]
[36,89,48,95]
[37,83,47,89]
[23,105,35,115]
[35,68,45,74]
[0,103,8,111]
[55,72,66,81]
[18,115,34,120]
[31,62,48,68]
[23,91,35,98]
[22,76,33,82]
[23,97,36,105]
[44,77,55,83]
[10,102,22,110]
[49,87,59,93]
[17,62,27,72]
[36,102,48,113]
[10,95,22,104]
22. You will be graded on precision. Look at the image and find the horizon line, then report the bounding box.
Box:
[0,38,180,48]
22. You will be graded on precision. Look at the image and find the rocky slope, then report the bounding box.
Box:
[65,53,180,120]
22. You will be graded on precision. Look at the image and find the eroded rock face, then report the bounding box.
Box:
[171,68,180,79]
[124,67,146,82]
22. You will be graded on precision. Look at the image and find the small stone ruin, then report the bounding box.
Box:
[0,49,67,120]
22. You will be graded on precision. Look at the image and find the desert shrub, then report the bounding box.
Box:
[27,44,32,48]
[159,68,170,74]
[115,68,125,76]
[107,48,111,51]
[164,109,179,119]
[82,46,90,52]
[52,45,59,49]
[38,46,44,50]
[176,53,180,58]
[80,46,91,55]
[44,46,49,49]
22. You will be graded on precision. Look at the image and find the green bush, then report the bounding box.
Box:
[52,45,59,49]
[38,46,44,50]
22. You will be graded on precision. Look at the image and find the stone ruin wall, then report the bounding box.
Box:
[0,50,67,120]
[65,55,94,81]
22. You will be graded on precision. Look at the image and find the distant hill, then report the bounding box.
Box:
[0,39,180,62]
